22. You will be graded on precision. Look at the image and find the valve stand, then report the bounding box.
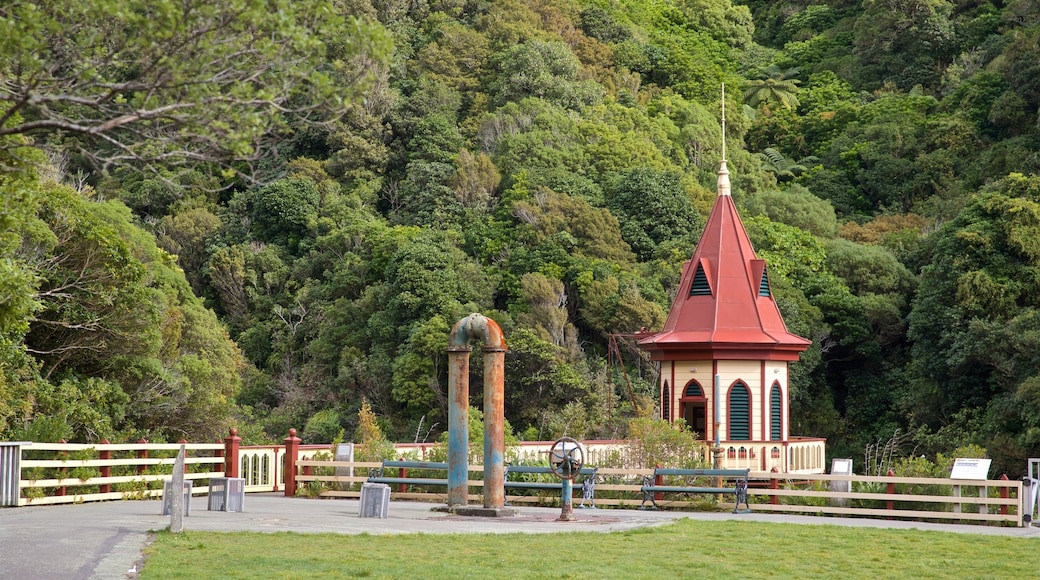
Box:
[549,437,585,521]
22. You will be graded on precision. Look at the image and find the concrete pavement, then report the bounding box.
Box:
[2,494,1038,579]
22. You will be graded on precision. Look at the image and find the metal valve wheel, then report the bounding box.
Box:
[549,437,585,481]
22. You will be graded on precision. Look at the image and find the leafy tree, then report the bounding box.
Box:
[754,148,817,182]
[515,273,577,350]
[355,398,395,461]
[390,315,451,425]
[851,0,955,91]
[156,204,223,295]
[606,167,704,261]
[450,150,501,213]
[511,187,635,263]
[579,6,631,43]
[908,174,1040,471]
[743,65,802,110]
[625,417,705,469]
[742,185,838,238]
[489,40,604,110]
[251,177,321,249]
[503,328,591,432]
[0,0,391,180]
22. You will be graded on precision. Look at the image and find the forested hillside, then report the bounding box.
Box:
[2,0,1039,475]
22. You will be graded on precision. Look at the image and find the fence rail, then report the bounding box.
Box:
[291,459,1023,526]
[0,432,1025,527]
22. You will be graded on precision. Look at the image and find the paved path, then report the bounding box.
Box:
[2,494,1038,579]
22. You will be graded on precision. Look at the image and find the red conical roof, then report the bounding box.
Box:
[638,161,810,361]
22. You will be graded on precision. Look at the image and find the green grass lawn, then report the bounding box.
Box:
[141,519,1038,579]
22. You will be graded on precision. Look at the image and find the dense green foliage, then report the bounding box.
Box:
[3,0,1040,475]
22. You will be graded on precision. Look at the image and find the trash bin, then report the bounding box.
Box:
[208,477,245,512]
[162,480,192,515]
[359,482,390,518]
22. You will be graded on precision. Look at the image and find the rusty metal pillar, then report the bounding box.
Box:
[447,342,471,507]
[482,339,506,509]
[447,313,507,510]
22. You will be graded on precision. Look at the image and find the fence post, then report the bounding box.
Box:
[284,429,301,497]
[99,439,111,493]
[886,469,895,517]
[769,467,779,505]
[224,428,241,478]
[137,439,148,476]
[398,457,407,494]
[999,474,1009,516]
[57,440,67,497]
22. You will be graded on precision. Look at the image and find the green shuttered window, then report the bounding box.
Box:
[690,264,711,296]
[729,382,750,440]
[770,383,782,440]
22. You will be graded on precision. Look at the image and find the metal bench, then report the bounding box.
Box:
[504,465,598,507]
[639,467,751,512]
[367,460,452,488]
[366,461,598,504]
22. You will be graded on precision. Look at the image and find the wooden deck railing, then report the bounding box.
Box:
[290,459,1023,526]
[4,440,225,506]
[1,432,1023,527]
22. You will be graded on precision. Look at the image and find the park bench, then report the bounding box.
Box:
[503,465,599,507]
[639,467,751,512]
[367,460,453,488]
[366,460,598,505]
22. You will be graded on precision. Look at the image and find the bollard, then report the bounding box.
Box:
[284,429,301,497]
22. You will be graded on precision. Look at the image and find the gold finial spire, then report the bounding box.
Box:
[717,84,731,197]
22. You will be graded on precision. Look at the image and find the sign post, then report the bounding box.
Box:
[950,458,991,515]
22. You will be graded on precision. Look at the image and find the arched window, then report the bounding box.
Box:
[770,382,782,441]
[728,381,751,440]
[662,381,670,422]
[684,382,703,398]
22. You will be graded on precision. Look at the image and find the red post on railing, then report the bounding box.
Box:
[99,439,111,493]
[769,467,779,505]
[653,464,664,502]
[398,457,407,493]
[284,429,301,497]
[137,439,148,476]
[224,428,241,478]
[999,474,1009,516]
[57,440,68,497]
[886,469,896,517]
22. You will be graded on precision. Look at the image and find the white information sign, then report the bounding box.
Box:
[950,458,991,480]
[831,458,853,475]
